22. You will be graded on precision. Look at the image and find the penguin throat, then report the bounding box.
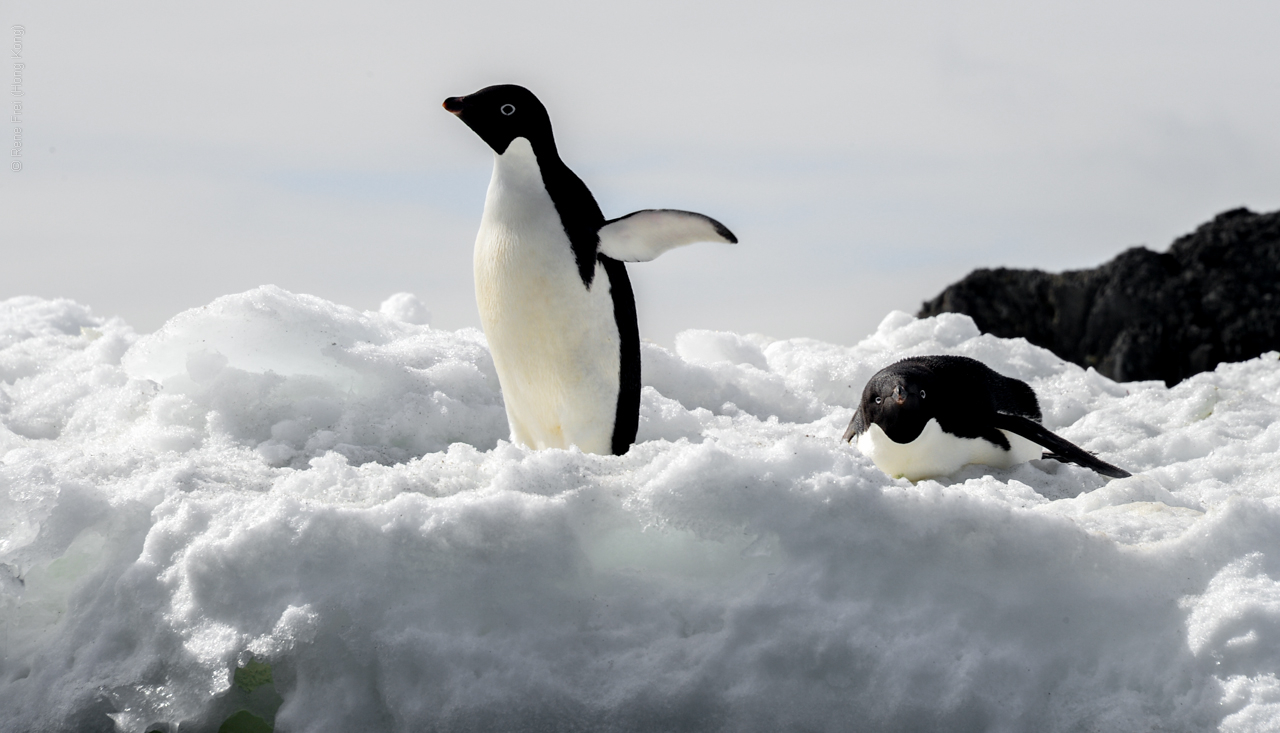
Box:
[496,138,605,289]
[875,408,930,444]
[495,137,541,172]
[488,136,604,289]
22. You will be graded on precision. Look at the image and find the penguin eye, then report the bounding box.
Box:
[500,103,516,116]
[874,397,883,404]
[919,390,926,399]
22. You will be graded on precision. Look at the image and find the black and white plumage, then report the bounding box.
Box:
[444,84,736,456]
[841,355,1131,481]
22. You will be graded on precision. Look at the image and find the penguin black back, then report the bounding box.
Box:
[601,256,640,454]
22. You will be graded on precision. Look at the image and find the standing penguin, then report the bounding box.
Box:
[444,84,736,455]
[842,355,1131,481]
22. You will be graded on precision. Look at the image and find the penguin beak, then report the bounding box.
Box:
[892,385,905,405]
[443,96,465,115]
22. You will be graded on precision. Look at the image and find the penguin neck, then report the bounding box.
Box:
[489,137,574,213]
[494,136,562,178]
[490,137,605,288]
[491,137,546,195]
[876,408,931,444]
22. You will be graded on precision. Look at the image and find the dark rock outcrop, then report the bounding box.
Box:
[918,208,1280,385]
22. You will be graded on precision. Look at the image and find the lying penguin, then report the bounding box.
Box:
[842,355,1131,481]
[444,84,736,456]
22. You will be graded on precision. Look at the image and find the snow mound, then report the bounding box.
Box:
[3,288,1280,732]
[118,285,507,466]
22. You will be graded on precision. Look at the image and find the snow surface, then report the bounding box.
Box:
[3,286,1280,732]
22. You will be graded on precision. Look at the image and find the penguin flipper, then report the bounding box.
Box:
[993,413,1132,479]
[841,408,867,443]
[597,209,737,262]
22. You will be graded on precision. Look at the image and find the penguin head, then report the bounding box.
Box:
[443,84,555,156]
[855,364,935,444]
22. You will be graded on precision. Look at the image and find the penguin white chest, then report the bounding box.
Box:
[856,418,1043,481]
[473,137,621,455]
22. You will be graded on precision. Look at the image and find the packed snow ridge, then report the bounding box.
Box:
[3,286,1280,732]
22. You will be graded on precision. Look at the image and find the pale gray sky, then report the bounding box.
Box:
[4,0,1279,345]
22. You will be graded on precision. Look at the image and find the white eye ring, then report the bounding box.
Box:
[919,390,926,399]
[500,103,516,116]
[874,397,883,404]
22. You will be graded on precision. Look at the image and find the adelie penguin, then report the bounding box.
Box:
[444,84,736,456]
[842,355,1132,482]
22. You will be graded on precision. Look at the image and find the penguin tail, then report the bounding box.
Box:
[993,413,1132,479]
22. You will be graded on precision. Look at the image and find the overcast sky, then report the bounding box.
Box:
[4,0,1279,345]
